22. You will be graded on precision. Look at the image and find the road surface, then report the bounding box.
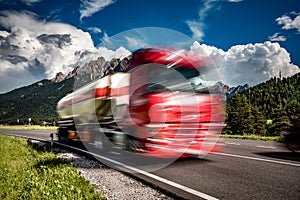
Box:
[1,129,299,200]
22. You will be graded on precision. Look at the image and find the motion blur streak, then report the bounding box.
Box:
[56,47,225,172]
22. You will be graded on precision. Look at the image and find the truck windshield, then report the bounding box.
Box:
[147,65,210,94]
[175,66,209,93]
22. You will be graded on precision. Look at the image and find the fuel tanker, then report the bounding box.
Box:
[56,48,225,158]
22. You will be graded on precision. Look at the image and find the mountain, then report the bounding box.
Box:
[0,56,129,125]
[51,57,130,87]
[52,72,66,83]
[226,84,249,98]
[211,82,249,98]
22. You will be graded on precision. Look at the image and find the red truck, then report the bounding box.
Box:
[57,48,225,158]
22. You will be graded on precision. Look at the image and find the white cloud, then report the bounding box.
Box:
[268,32,286,42]
[87,26,102,33]
[189,41,300,86]
[185,0,214,41]
[227,0,242,2]
[186,0,241,41]
[0,30,9,37]
[79,0,116,20]
[186,20,205,41]
[100,32,114,47]
[276,13,300,32]
[0,11,130,93]
[125,36,148,49]
[21,0,42,5]
[198,0,215,20]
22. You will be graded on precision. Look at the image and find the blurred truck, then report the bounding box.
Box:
[56,48,225,158]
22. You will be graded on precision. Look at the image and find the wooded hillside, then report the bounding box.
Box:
[0,78,74,125]
[225,72,300,136]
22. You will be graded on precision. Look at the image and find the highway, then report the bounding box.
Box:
[151,139,300,200]
[1,129,299,200]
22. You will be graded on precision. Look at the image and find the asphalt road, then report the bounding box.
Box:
[151,139,300,200]
[1,129,299,200]
[0,129,56,141]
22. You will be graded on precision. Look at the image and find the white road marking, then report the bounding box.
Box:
[213,152,300,167]
[256,145,276,149]
[57,142,219,200]
[225,142,241,146]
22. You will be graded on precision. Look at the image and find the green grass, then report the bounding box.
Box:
[0,125,58,130]
[221,134,284,142]
[0,134,105,200]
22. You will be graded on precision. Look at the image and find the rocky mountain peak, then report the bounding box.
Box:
[51,72,66,83]
[210,81,249,98]
[50,56,131,86]
[65,66,80,79]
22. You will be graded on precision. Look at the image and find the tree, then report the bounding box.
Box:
[252,107,266,136]
[226,94,254,135]
[268,108,292,136]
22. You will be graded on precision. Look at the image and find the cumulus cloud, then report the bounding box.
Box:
[276,12,300,32]
[79,0,116,20]
[268,32,286,42]
[0,11,130,93]
[188,41,300,86]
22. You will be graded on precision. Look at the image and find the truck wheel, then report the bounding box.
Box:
[58,128,69,143]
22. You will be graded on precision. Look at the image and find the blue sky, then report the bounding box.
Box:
[0,0,299,93]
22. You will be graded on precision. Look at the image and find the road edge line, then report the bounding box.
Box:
[213,152,300,167]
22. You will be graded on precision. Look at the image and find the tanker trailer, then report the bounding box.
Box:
[56,48,225,158]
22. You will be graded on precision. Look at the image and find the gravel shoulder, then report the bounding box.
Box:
[57,152,174,200]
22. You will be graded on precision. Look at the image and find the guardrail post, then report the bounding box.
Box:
[50,133,54,147]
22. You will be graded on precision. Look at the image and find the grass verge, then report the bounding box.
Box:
[0,125,57,130]
[221,134,284,142]
[0,134,105,200]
